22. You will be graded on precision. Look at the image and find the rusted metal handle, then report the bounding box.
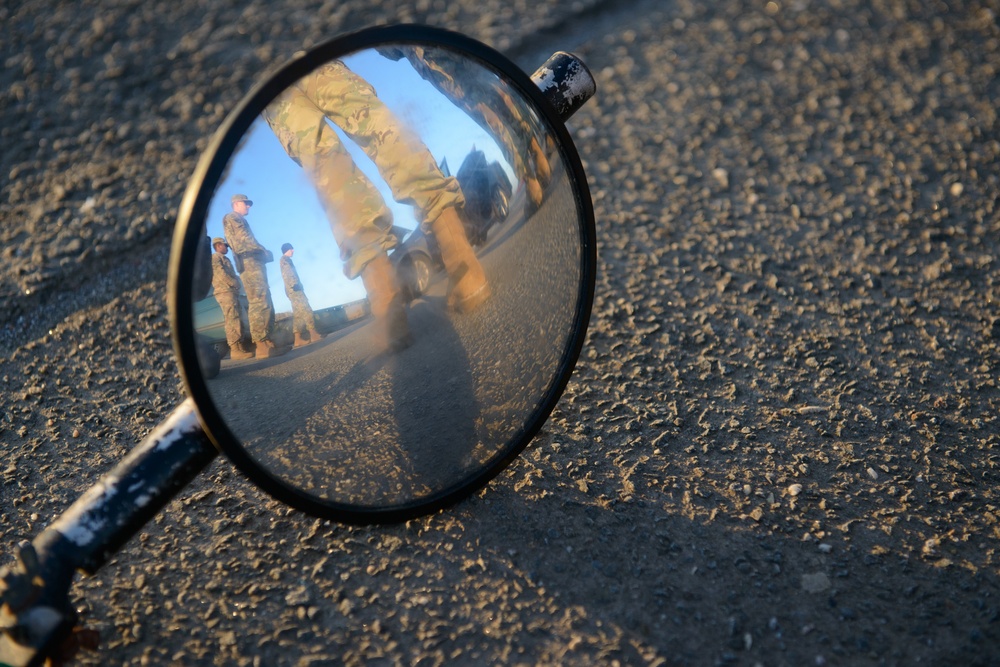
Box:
[0,400,217,666]
[531,52,597,121]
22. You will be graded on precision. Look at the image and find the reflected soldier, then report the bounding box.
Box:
[222,194,288,359]
[262,61,489,355]
[379,45,551,207]
[279,243,324,348]
[211,237,254,360]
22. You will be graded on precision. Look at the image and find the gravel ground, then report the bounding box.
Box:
[3,0,1000,665]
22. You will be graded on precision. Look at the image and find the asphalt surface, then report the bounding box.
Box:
[2,1,1000,665]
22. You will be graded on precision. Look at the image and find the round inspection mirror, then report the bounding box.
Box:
[169,25,595,522]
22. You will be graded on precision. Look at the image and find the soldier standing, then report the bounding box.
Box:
[222,194,288,359]
[279,243,324,348]
[262,61,490,355]
[211,237,254,360]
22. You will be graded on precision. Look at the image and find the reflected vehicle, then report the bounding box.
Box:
[194,289,251,351]
[455,146,513,247]
[391,226,442,301]
[310,298,369,334]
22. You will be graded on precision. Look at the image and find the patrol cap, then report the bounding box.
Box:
[281,243,293,254]
[231,193,253,205]
[212,237,228,247]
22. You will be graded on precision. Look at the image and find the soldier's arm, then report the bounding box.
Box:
[223,214,266,255]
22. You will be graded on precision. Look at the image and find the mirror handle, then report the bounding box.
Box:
[42,398,218,575]
[1,400,217,664]
[531,52,597,122]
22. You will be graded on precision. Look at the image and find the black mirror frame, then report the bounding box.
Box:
[168,24,596,523]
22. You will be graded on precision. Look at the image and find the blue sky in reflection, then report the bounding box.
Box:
[204,49,511,312]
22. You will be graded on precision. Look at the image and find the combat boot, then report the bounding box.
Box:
[361,252,412,354]
[257,339,289,359]
[230,341,255,360]
[430,207,491,313]
[308,327,326,342]
[293,332,310,348]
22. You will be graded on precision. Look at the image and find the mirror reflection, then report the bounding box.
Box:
[193,44,583,509]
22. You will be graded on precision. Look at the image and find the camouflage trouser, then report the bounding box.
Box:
[240,257,275,343]
[215,290,246,348]
[262,60,464,279]
[385,46,546,187]
[289,291,317,335]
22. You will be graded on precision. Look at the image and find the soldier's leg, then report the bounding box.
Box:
[361,252,412,353]
[263,86,399,280]
[218,292,254,360]
[297,62,465,228]
[399,49,519,174]
[299,62,489,312]
[265,83,412,352]
[395,49,540,203]
[216,291,244,344]
[471,101,542,207]
[297,293,324,342]
[291,301,309,347]
[241,259,274,344]
[293,293,315,330]
[290,295,320,347]
[296,295,321,336]
[496,87,551,187]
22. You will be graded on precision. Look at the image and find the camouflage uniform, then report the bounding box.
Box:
[379,46,548,191]
[280,254,318,335]
[211,249,247,349]
[223,211,275,343]
[262,60,464,279]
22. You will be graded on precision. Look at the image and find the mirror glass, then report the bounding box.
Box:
[189,43,586,512]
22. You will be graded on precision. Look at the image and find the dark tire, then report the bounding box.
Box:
[411,253,432,294]
[494,190,509,222]
[474,226,488,247]
[198,340,221,379]
[397,253,432,301]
